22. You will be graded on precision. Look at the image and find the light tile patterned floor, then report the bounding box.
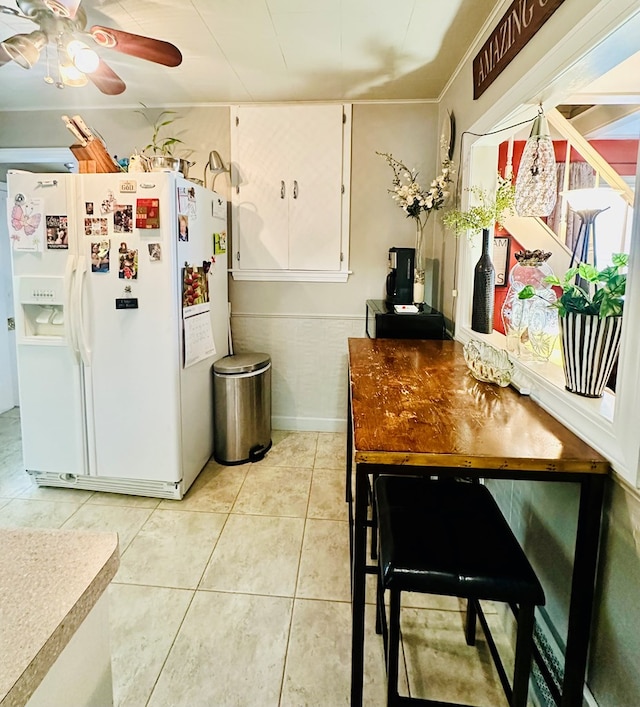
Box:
[0,408,515,706]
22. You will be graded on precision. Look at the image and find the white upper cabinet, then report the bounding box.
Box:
[230,104,352,281]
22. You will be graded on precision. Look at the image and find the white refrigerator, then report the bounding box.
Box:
[7,171,229,499]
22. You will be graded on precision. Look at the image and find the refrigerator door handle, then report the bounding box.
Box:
[74,255,92,366]
[65,255,82,361]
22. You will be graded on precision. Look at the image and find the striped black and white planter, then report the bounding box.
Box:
[559,312,623,398]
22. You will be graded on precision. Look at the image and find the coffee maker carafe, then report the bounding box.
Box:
[385,247,415,305]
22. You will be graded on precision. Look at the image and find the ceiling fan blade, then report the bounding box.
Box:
[89,26,182,67]
[88,57,126,95]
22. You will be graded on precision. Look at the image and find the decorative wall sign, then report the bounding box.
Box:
[494,236,511,287]
[473,0,566,100]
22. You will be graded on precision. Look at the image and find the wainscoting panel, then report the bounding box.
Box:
[230,314,366,431]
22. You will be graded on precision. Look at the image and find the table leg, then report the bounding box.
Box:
[561,474,605,706]
[346,392,354,569]
[346,392,353,505]
[351,464,368,707]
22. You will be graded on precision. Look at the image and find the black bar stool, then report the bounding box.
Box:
[373,475,545,707]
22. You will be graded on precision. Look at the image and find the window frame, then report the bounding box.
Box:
[454,137,640,488]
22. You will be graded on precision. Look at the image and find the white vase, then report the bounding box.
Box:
[412,280,425,305]
[413,217,427,304]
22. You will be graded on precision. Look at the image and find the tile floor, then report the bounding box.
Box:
[0,407,516,706]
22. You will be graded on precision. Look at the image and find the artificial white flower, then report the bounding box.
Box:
[377,152,454,226]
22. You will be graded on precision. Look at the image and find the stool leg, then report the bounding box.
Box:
[465,598,477,646]
[511,603,535,707]
[370,472,379,560]
[376,564,388,649]
[376,588,391,675]
[386,589,401,706]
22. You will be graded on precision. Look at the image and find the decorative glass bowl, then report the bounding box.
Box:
[463,340,514,387]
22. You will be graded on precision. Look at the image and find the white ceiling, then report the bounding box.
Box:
[0,0,499,111]
[563,51,640,140]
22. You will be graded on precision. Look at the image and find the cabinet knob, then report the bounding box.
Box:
[280,180,285,199]
[293,180,298,199]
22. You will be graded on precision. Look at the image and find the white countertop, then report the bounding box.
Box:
[0,528,119,707]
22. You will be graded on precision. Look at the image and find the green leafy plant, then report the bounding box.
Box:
[518,253,628,318]
[136,103,183,156]
[443,173,515,236]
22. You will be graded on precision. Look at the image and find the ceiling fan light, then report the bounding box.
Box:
[59,61,88,87]
[1,31,48,70]
[66,39,99,73]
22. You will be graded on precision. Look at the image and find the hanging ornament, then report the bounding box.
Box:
[515,108,557,217]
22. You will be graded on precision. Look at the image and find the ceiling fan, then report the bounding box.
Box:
[0,0,182,95]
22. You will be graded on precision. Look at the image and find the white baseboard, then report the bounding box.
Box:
[272,416,347,433]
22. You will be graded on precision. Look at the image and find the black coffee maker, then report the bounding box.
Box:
[385,247,415,305]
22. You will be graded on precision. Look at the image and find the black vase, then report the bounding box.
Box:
[471,228,495,334]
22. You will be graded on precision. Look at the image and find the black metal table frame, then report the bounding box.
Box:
[347,393,606,707]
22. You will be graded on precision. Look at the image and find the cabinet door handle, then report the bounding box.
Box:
[280,180,285,199]
[293,180,298,199]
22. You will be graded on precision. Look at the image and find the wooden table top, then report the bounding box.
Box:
[348,338,610,474]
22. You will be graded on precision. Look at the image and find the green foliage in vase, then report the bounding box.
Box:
[518,253,628,319]
[442,173,515,237]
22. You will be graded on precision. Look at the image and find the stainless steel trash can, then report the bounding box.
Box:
[213,353,272,465]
